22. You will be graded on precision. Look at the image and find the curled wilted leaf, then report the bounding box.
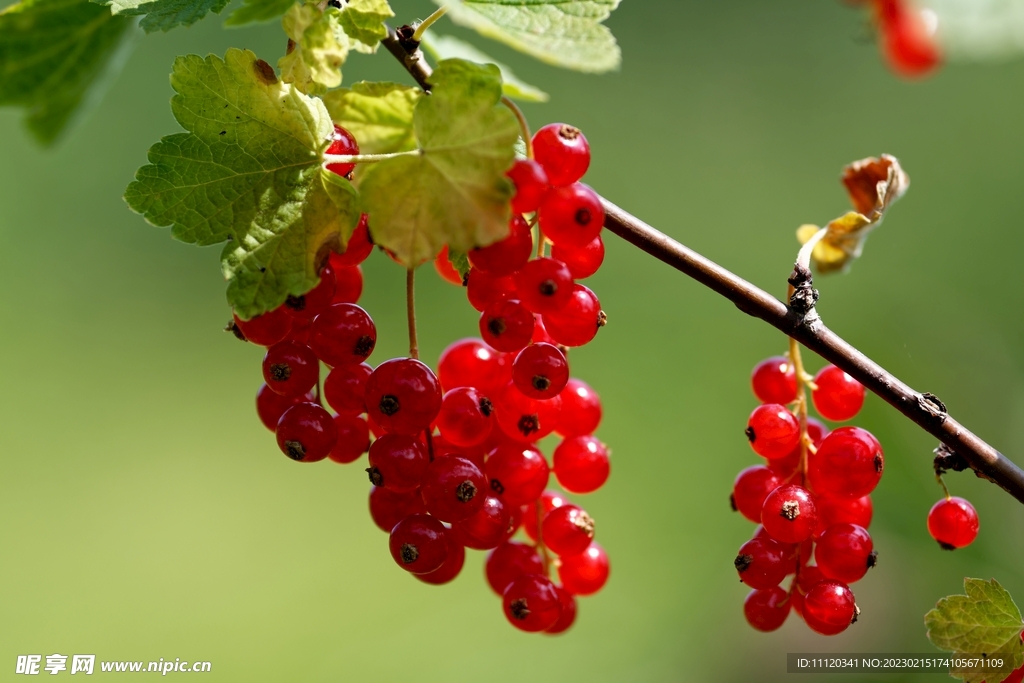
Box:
[797,154,909,274]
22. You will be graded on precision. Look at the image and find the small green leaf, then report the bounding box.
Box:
[223,0,292,26]
[421,30,548,102]
[94,0,229,32]
[438,0,621,73]
[0,0,134,145]
[337,0,393,53]
[124,49,359,319]
[279,3,348,96]
[322,81,422,155]
[358,59,518,266]
[447,248,471,280]
[925,578,1024,683]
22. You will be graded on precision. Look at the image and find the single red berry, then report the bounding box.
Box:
[485,541,544,595]
[494,382,562,442]
[878,0,940,79]
[485,442,550,506]
[503,574,562,632]
[556,378,602,437]
[469,215,533,276]
[743,587,791,632]
[325,124,359,176]
[523,489,569,541]
[532,123,590,187]
[287,317,312,345]
[451,495,512,550]
[538,183,604,248]
[558,542,609,596]
[541,284,602,347]
[812,365,866,421]
[807,426,884,499]
[542,505,595,556]
[262,341,319,398]
[816,524,876,583]
[553,435,610,494]
[388,514,449,574]
[364,358,442,435]
[276,402,337,462]
[331,265,363,304]
[732,465,783,524]
[367,434,429,492]
[734,537,791,589]
[551,235,604,280]
[927,496,979,549]
[436,387,494,447]
[437,338,510,393]
[465,268,517,312]
[434,246,464,286]
[514,258,574,314]
[761,484,818,544]
[323,362,372,416]
[283,265,336,321]
[803,580,857,635]
[329,214,373,268]
[420,456,487,523]
[479,299,535,353]
[816,494,873,533]
[415,531,465,585]
[544,585,578,635]
[368,486,426,533]
[512,343,569,400]
[328,413,370,464]
[507,158,549,214]
[255,383,309,431]
[233,307,292,346]
[308,303,376,367]
[745,404,801,459]
[751,356,798,404]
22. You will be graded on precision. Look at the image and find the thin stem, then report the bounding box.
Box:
[788,335,811,487]
[796,227,829,272]
[501,95,533,159]
[937,473,952,501]
[411,6,447,42]
[406,268,418,360]
[322,150,418,167]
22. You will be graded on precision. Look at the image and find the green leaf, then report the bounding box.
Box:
[447,248,471,280]
[337,0,393,53]
[124,49,359,319]
[0,0,134,145]
[223,0,292,26]
[421,30,548,102]
[321,81,423,155]
[93,0,229,32]
[279,3,348,96]
[358,59,518,266]
[437,0,621,73]
[925,578,1024,683]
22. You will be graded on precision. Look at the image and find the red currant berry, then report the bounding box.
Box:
[544,585,578,635]
[731,465,783,524]
[812,365,866,421]
[329,214,373,268]
[745,404,801,459]
[816,494,873,532]
[433,246,464,286]
[556,378,602,437]
[751,356,798,404]
[485,541,544,595]
[514,257,574,314]
[523,490,569,541]
[365,358,442,435]
[743,587,791,632]
[553,435,610,494]
[368,486,426,533]
[761,484,818,544]
[803,580,857,635]
[367,434,429,492]
[331,265,363,304]
[494,383,562,442]
[807,426,884,499]
[485,442,550,506]
[479,299,535,353]
[436,387,493,448]
[927,496,979,549]
[420,456,486,523]
[878,0,940,78]
[816,524,875,583]
[308,303,376,367]
[558,542,609,595]
[325,124,359,176]
[469,215,533,276]
[287,317,312,345]
[734,537,791,589]
[415,531,465,585]
[551,235,604,280]
[322,362,372,416]
[541,284,602,347]
[283,265,336,321]
[328,413,370,464]
[388,513,449,574]
[503,574,562,632]
[465,268,516,312]
[233,307,292,346]
[532,123,590,187]
[512,343,569,400]
[276,402,337,462]
[262,341,319,398]
[451,495,512,550]
[538,183,604,248]
[507,158,549,214]
[255,383,308,431]
[541,504,594,556]
[437,338,509,393]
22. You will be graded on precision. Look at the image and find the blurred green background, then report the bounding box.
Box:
[2,0,1024,681]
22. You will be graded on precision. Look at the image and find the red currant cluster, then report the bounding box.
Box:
[231,122,612,634]
[732,357,880,635]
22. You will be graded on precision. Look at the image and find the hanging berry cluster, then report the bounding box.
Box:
[231,122,611,634]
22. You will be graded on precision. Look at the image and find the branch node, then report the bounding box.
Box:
[933,443,970,476]
[395,24,420,52]
[917,392,948,425]
[787,263,819,316]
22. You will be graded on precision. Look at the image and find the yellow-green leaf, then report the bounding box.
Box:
[322,81,423,155]
[279,3,348,96]
[421,30,548,102]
